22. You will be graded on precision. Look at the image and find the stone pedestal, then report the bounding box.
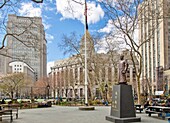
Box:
[106,84,141,123]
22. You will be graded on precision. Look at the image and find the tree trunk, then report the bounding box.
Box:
[11,91,13,99]
[137,76,141,104]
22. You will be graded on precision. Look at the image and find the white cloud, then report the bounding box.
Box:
[98,20,114,33]
[18,2,42,17]
[43,22,51,30]
[96,34,124,54]
[46,33,54,43]
[44,15,51,20]
[47,61,54,74]
[56,0,104,25]
[40,1,56,12]
[45,6,56,11]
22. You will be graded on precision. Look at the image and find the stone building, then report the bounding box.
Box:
[49,30,138,100]
[9,61,35,83]
[138,0,170,95]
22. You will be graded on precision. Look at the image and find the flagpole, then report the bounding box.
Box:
[79,0,94,110]
[84,0,88,106]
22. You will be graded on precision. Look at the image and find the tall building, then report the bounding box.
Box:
[0,49,7,75]
[138,0,170,93]
[6,14,47,80]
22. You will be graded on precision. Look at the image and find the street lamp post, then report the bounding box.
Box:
[105,84,108,105]
[10,86,13,99]
[65,87,68,101]
[16,87,18,99]
[11,91,13,99]
[31,87,33,100]
[51,68,56,100]
[57,88,60,105]
[145,91,148,101]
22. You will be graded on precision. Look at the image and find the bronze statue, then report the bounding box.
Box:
[118,55,129,84]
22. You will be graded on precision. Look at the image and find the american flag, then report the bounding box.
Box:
[84,0,88,30]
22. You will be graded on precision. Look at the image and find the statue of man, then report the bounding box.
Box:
[118,55,129,84]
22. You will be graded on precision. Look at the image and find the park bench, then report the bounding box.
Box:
[1,104,19,119]
[135,104,144,113]
[0,109,13,122]
[145,110,162,116]
[145,106,170,119]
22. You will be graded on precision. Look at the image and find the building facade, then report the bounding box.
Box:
[6,14,47,80]
[138,0,170,94]
[49,31,137,100]
[9,61,35,83]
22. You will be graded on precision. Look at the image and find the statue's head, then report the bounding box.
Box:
[120,55,124,60]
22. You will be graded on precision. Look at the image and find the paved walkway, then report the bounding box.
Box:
[1,106,170,123]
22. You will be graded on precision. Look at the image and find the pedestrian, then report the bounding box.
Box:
[152,100,157,106]
[1,98,5,104]
[105,101,108,106]
[144,101,150,108]
[102,99,105,105]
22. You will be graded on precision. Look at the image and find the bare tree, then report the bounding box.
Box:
[99,0,165,104]
[0,73,31,99]
[95,32,123,82]
[59,32,82,56]
[33,77,49,98]
[58,31,121,101]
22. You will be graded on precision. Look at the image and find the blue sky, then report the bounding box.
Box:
[1,0,116,73]
[22,0,110,60]
[20,0,112,73]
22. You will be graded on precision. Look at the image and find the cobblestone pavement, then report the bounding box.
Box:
[1,106,169,123]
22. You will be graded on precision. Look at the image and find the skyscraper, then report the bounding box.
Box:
[6,14,47,80]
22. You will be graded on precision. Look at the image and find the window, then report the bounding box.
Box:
[80,88,83,97]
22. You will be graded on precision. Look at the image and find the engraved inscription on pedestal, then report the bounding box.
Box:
[112,91,118,111]
[111,88,120,117]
